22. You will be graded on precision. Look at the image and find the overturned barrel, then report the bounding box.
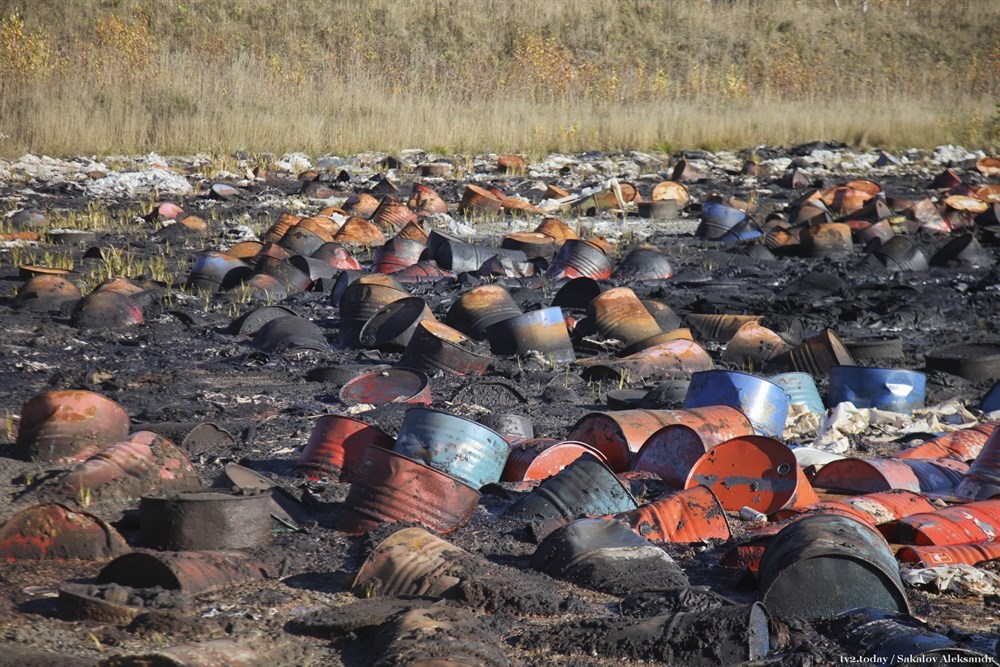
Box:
[757,513,909,620]
[394,408,510,489]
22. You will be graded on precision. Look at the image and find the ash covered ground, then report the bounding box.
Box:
[0,144,999,666]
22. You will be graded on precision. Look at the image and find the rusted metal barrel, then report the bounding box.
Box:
[335,445,480,535]
[881,499,1000,545]
[370,237,426,274]
[71,290,144,330]
[685,436,817,513]
[445,284,523,340]
[486,307,575,364]
[337,281,410,347]
[371,195,417,232]
[505,454,637,522]
[631,417,755,488]
[251,315,329,355]
[254,256,313,295]
[721,322,789,367]
[0,503,128,561]
[611,248,674,281]
[685,313,760,342]
[279,225,327,256]
[395,219,430,244]
[16,274,81,312]
[288,254,336,281]
[97,550,273,594]
[397,319,492,376]
[811,457,966,495]
[408,183,447,216]
[501,232,556,261]
[262,211,300,242]
[770,329,856,375]
[799,223,853,257]
[351,526,465,598]
[334,216,385,247]
[394,408,511,489]
[636,199,679,220]
[60,430,202,500]
[931,233,994,268]
[587,287,662,346]
[757,513,909,620]
[530,518,689,595]
[344,192,380,218]
[830,608,999,667]
[868,235,929,271]
[569,406,752,472]
[358,297,434,351]
[771,489,936,525]
[896,423,996,462]
[187,251,252,292]
[458,184,503,216]
[17,390,130,464]
[534,217,579,246]
[339,368,432,407]
[955,425,1000,498]
[312,242,362,271]
[613,485,732,543]
[502,440,606,482]
[544,239,613,280]
[295,415,394,482]
[140,489,273,550]
[390,259,454,283]
[683,370,790,438]
[297,215,340,241]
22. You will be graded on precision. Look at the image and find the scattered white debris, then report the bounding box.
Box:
[86,168,192,199]
[931,145,985,166]
[902,564,1000,597]
[276,152,313,173]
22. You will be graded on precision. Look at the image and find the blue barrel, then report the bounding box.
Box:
[683,370,790,438]
[828,366,926,414]
[717,219,763,242]
[982,380,1000,413]
[769,372,826,415]
[394,407,510,489]
[697,202,746,240]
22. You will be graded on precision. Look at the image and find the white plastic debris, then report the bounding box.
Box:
[86,168,192,198]
[790,446,845,470]
[930,145,985,166]
[784,403,823,438]
[276,152,313,173]
[901,564,1000,597]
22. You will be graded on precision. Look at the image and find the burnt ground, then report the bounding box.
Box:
[0,146,999,665]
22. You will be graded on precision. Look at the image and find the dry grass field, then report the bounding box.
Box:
[1,0,998,156]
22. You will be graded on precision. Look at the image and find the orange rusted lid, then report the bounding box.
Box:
[685,435,810,513]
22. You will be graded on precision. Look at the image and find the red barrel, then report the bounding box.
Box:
[295,416,394,482]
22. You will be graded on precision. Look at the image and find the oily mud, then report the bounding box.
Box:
[0,145,999,665]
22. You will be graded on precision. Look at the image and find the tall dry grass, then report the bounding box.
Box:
[1,0,998,156]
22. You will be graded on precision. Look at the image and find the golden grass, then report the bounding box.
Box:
[0,0,998,156]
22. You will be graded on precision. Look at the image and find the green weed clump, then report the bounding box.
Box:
[0,0,998,155]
